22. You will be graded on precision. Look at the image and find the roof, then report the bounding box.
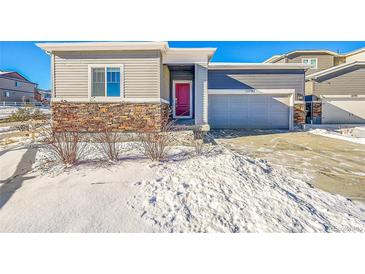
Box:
[36,42,217,62]
[209,62,310,70]
[0,71,34,83]
[263,49,342,63]
[36,42,169,53]
[306,61,365,80]
[344,47,365,57]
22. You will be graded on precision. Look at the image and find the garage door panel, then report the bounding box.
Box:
[322,99,365,124]
[209,94,289,129]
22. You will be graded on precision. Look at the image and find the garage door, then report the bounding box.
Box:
[208,94,290,129]
[322,98,365,124]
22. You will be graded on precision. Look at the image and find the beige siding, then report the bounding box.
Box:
[195,64,208,125]
[305,81,314,95]
[346,51,365,62]
[272,53,336,74]
[314,66,365,96]
[161,65,170,101]
[286,53,335,75]
[54,50,161,99]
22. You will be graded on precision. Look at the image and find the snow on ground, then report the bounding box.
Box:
[130,146,365,232]
[309,128,365,145]
[0,106,50,119]
[1,141,364,233]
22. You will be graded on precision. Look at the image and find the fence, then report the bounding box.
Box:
[1,101,49,108]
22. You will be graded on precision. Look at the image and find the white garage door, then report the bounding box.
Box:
[208,94,290,129]
[322,98,365,124]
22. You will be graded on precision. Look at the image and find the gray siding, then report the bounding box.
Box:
[0,77,36,102]
[313,66,365,96]
[208,69,305,99]
[53,50,161,99]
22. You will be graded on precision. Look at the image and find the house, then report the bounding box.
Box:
[0,71,38,103]
[35,88,52,104]
[36,42,309,132]
[264,48,365,124]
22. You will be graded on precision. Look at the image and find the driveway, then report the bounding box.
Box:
[211,130,365,203]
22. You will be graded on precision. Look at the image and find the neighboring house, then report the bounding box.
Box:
[0,71,38,103]
[265,48,365,124]
[35,88,52,104]
[37,42,309,132]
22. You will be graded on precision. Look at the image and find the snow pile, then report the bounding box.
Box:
[129,146,365,232]
[309,128,365,145]
[0,126,12,133]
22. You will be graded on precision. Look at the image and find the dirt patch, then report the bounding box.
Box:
[212,130,365,203]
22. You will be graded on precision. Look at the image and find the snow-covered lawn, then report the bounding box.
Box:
[1,142,364,232]
[309,128,365,145]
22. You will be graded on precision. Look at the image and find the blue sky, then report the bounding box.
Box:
[1,41,365,90]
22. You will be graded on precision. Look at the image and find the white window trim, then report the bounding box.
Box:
[88,64,125,101]
[172,80,193,119]
[301,58,318,69]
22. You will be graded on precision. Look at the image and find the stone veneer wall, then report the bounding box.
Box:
[51,102,170,132]
[312,102,322,124]
[294,103,306,125]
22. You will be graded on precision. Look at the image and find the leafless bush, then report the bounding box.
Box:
[42,127,87,165]
[137,121,175,161]
[93,130,124,162]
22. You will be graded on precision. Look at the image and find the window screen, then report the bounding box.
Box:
[91,68,105,96]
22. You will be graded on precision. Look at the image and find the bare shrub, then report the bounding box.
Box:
[9,107,47,122]
[93,130,124,162]
[9,107,32,122]
[42,127,87,165]
[137,121,174,161]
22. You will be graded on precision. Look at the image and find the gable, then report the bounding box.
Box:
[0,72,30,82]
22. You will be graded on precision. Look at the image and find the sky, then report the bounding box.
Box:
[1,41,365,90]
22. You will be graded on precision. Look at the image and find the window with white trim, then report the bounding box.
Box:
[302,58,318,69]
[4,91,11,97]
[91,65,123,97]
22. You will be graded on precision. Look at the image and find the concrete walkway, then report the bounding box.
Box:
[212,130,365,203]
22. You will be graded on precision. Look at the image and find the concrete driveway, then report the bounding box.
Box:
[211,130,365,203]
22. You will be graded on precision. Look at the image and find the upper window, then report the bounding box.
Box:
[91,66,123,97]
[302,58,318,69]
[15,81,19,87]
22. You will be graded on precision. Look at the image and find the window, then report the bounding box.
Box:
[15,81,19,87]
[4,91,10,97]
[302,58,318,69]
[91,66,123,97]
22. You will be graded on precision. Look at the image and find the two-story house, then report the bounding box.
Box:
[264,48,365,124]
[0,71,38,103]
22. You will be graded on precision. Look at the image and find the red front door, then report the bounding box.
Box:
[175,82,191,117]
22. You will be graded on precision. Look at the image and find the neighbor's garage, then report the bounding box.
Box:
[322,97,365,124]
[207,64,307,129]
